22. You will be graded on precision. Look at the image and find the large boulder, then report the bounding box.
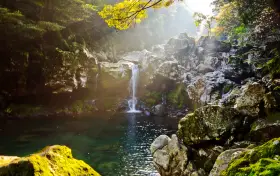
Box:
[178,105,245,145]
[234,82,266,116]
[0,145,100,175]
[151,135,202,176]
[209,148,248,176]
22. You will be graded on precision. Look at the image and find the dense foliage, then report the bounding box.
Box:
[0,0,104,99]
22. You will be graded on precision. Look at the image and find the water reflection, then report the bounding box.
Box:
[0,113,179,176]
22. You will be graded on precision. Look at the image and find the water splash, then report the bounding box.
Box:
[127,64,141,113]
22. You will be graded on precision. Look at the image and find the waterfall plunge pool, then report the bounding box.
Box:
[0,113,179,176]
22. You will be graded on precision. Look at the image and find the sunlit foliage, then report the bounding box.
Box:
[99,0,182,30]
[193,12,215,36]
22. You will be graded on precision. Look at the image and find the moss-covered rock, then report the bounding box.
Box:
[177,105,244,145]
[222,138,280,176]
[142,91,162,107]
[209,148,248,176]
[0,145,101,176]
[167,83,188,108]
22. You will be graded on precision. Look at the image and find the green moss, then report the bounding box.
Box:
[222,138,280,176]
[264,49,280,79]
[167,84,187,108]
[0,145,101,176]
[68,100,95,114]
[142,91,161,107]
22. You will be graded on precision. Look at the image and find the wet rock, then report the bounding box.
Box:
[0,145,100,175]
[234,82,265,116]
[178,105,244,145]
[209,148,248,176]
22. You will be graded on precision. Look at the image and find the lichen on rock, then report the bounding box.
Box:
[0,145,101,176]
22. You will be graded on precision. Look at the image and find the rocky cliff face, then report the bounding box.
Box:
[146,33,280,175]
[94,33,253,113]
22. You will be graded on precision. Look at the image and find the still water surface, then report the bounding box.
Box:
[0,113,178,176]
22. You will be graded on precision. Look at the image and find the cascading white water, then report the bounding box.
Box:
[127,64,141,113]
[95,73,99,92]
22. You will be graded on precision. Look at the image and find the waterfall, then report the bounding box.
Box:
[127,64,141,113]
[95,73,99,92]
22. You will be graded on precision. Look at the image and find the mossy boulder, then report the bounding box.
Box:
[209,148,248,176]
[222,138,280,176]
[178,105,244,145]
[0,145,101,176]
